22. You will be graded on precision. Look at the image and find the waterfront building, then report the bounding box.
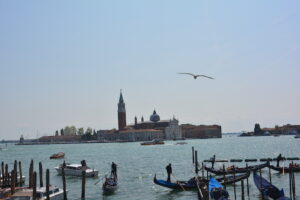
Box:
[181,124,222,138]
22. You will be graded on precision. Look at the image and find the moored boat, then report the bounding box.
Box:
[50,152,65,159]
[55,163,98,177]
[209,177,229,200]
[253,172,290,200]
[153,172,250,190]
[205,162,268,175]
[268,164,300,173]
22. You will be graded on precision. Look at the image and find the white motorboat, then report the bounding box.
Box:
[55,164,98,177]
[7,186,65,200]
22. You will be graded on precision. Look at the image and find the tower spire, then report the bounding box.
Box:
[118,90,126,130]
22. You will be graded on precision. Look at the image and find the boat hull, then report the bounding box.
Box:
[55,168,98,177]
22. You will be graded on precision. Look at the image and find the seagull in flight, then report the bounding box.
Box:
[177,73,214,79]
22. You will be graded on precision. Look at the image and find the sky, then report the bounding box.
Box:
[1,1,300,140]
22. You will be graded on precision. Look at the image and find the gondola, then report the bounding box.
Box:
[268,164,300,173]
[153,174,196,190]
[102,175,118,194]
[209,177,229,200]
[153,171,250,190]
[205,162,268,175]
[253,172,290,200]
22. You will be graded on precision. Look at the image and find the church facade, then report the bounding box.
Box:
[98,92,182,142]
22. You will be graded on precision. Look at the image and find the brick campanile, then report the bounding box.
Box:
[118,91,126,130]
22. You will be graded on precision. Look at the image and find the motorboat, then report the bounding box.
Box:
[55,163,98,177]
[140,139,164,146]
[50,152,65,159]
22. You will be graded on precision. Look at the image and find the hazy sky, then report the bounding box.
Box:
[1,1,300,140]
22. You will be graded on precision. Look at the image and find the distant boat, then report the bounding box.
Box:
[50,152,65,159]
[140,139,164,146]
[55,163,98,177]
[253,172,289,200]
[6,186,65,200]
[175,142,187,145]
[294,134,300,138]
[209,177,229,200]
[102,175,118,194]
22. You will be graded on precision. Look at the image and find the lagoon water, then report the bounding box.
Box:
[1,135,299,200]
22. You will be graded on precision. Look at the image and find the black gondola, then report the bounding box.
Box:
[205,162,268,175]
[253,172,290,200]
[153,171,250,190]
[268,164,300,173]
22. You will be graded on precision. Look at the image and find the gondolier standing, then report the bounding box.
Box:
[111,162,117,179]
[211,155,216,169]
[166,163,172,182]
[276,154,283,167]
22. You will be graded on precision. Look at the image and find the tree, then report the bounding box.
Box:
[254,123,262,135]
[85,127,93,135]
[77,128,84,135]
[60,128,64,136]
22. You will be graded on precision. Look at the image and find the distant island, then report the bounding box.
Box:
[17,92,222,145]
[239,123,300,137]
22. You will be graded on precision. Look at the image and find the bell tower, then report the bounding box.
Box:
[118,90,126,130]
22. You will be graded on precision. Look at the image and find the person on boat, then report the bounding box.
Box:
[111,162,117,179]
[211,155,216,169]
[276,154,283,167]
[166,163,172,182]
[81,160,87,170]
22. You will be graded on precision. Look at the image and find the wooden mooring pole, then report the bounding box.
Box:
[62,162,67,200]
[1,162,4,188]
[195,150,198,174]
[222,165,226,189]
[5,164,8,187]
[32,172,37,200]
[29,160,34,187]
[233,167,236,200]
[192,147,195,164]
[14,160,17,186]
[46,169,50,200]
[241,180,245,200]
[19,161,23,186]
[10,170,15,195]
[246,164,249,197]
[39,162,43,187]
[81,170,86,199]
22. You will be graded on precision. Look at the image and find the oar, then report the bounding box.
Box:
[94,176,105,185]
[171,174,186,191]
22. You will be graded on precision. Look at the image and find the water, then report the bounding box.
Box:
[1,135,299,199]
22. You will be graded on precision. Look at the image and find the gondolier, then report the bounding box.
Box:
[111,162,117,179]
[166,163,172,182]
[276,154,283,167]
[211,155,216,169]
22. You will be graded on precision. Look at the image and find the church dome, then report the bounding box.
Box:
[150,110,160,122]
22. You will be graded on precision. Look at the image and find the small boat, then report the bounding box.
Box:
[6,186,65,200]
[55,163,98,177]
[268,164,300,173]
[209,177,229,200]
[205,162,268,175]
[50,152,65,159]
[153,174,196,190]
[153,172,250,190]
[102,175,118,194]
[140,139,164,146]
[294,134,300,138]
[253,172,290,200]
[175,142,187,145]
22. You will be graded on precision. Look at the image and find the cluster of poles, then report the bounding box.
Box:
[191,147,297,200]
[0,160,91,200]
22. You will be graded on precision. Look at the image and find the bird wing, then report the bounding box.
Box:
[197,74,214,79]
[177,72,195,76]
